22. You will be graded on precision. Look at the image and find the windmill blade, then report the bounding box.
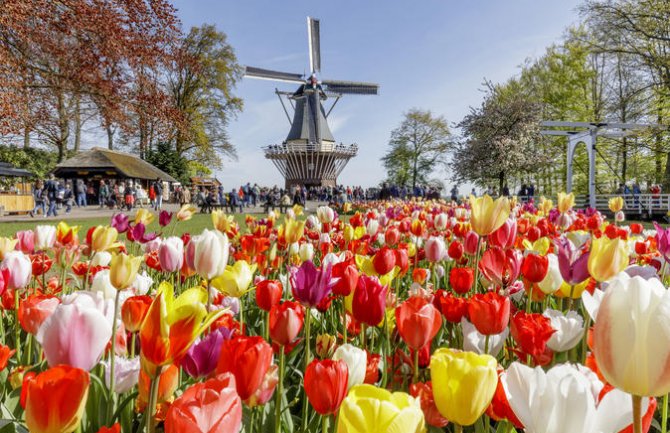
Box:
[322,79,379,95]
[307,17,321,73]
[244,66,304,84]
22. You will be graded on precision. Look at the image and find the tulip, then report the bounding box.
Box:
[103,356,140,394]
[212,260,256,298]
[299,242,315,262]
[91,251,112,267]
[396,297,442,350]
[461,317,508,356]
[158,237,184,273]
[139,282,225,371]
[424,237,446,263]
[467,291,510,335]
[588,236,628,282]
[22,365,89,433]
[256,279,283,311]
[18,294,60,334]
[246,363,278,408]
[594,273,670,397]
[190,229,229,280]
[109,253,143,290]
[90,226,120,252]
[283,218,305,244]
[36,299,112,371]
[557,192,575,213]
[503,362,650,433]
[132,271,153,295]
[543,308,584,352]
[0,343,15,372]
[0,237,18,259]
[464,231,480,255]
[176,204,196,222]
[430,348,497,426]
[448,240,464,261]
[290,260,334,307]
[216,335,273,401]
[317,205,336,224]
[137,364,179,414]
[121,295,153,333]
[181,326,234,378]
[337,384,426,433]
[557,238,590,285]
[434,290,469,323]
[449,267,474,294]
[333,343,367,390]
[372,246,396,275]
[269,301,305,346]
[111,213,130,233]
[1,251,31,289]
[654,222,670,262]
[478,246,522,288]
[489,218,517,250]
[352,274,387,327]
[609,196,624,213]
[212,210,236,234]
[385,226,400,246]
[159,210,173,227]
[510,311,555,364]
[521,253,549,283]
[165,373,242,433]
[34,225,56,251]
[134,208,155,226]
[332,261,359,297]
[536,253,564,295]
[15,230,35,254]
[434,213,449,231]
[469,195,510,236]
[305,359,348,415]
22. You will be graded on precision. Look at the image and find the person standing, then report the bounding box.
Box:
[45,174,58,217]
[75,179,87,207]
[153,178,163,211]
[99,180,109,208]
[63,182,74,213]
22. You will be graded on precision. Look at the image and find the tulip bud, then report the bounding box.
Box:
[299,243,315,262]
[315,334,337,359]
[434,213,449,231]
[34,225,56,251]
[425,237,446,263]
[90,226,119,252]
[109,253,143,290]
[343,224,355,242]
[464,232,480,255]
[615,210,625,222]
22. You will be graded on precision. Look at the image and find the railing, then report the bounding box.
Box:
[263,142,358,155]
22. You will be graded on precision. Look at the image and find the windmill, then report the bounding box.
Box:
[244,17,379,189]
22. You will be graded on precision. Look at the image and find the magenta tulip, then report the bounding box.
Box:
[290,260,335,307]
[111,213,130,234]
[556,238,590,285]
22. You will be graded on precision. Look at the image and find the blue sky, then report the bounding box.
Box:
[172,0,582,190]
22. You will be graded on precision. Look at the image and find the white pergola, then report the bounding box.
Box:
[539,121,661,208]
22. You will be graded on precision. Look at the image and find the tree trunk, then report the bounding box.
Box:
[23,125,30,149]
[74,94,81,152]
[57,90,69,162]
[106,124,114,150]
[498,171,505,195]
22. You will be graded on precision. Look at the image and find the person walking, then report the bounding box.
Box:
[99,180,109,208]
[62,182,74,213]
[153,178,163,211]
[45,174,58,217]
[30,181,46,217]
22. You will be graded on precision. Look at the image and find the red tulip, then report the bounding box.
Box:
[30,252,53,277]
[396,297,442,350]
[463,231,480,255]
[18,294,60,334]
[395,248,409,276]
[352,275,387,327]
[467,291,511,335]
[521,253,549,283]
[489,218,516,249]
[478,246,522,287]
[449,267,474,294]
[121,295,152,333]
[510,311,555,364]
[304,359,348,415]
[433,290,469,323]
[486,368,523,428]
[255,279,283,311]
[385,226,400,246]
[269,301,304,346]
[165,373,242,433]
[372,246,396,275]
[331,262,359,296]
[364,351,382,384]
[22,365,90,433]
[409,382,449,428]
[447,240,464,260]
[0,343,15,372]
[216,336,273,401]
[96,424,121,433]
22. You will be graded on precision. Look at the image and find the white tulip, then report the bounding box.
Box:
[34,225,56,250]
[366,219,380,236]
[582,287,606,322]
[131,271,153,295]
[90,270,117,300]
[191,229,229,280]
[461,318,508,356]
[90,251,112,267]
[103,356,140,394]
[538,254,563,294]
[543,308,584,352]
[299,243,314,262]
[316,206,335,224]
[434,213,449,231]
[333,343,367,390]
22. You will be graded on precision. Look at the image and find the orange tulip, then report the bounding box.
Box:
[22,365,90,433]
[137,364,179,415]
[121,295,152,333]
[139,282,225,373]
[0,343,15,372]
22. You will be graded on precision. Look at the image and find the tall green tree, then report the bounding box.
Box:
[381,109,452,189]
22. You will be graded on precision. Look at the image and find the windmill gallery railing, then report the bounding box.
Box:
[515,193,670,219]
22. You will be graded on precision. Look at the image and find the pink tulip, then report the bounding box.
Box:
[158,237,184,273]
[36,299,112,371]
[1,251,31,289]
[15,230,35,254]
[654,222,670,262]
[425,237,446,263]
[488,218,517,250]
[556,238,590,285]
[478,246,522,288]
[464,231,480,255]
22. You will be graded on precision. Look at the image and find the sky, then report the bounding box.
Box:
[171,0,583,191]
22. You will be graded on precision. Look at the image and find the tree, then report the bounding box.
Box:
[381,109,452,189]
[167,25,242,168]
[452,80,544,192]
[145,141,190,184]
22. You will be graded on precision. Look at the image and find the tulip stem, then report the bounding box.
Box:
[454,423,463,433]
[322,415,329,433]
[662,393,668,433]
[361,323,366,352]
[342,299,348,344]
[239,294,245,331]
[145,366,163,433]
[107,289,122,423]
[301,307,312,433]
[484,334,490,355]
[526,285,533,313]
[632,395,642,433]
[206,279,212,312]
[14,294,20,362]
[275,346,285,433]
[472,237,482,293]
[412,348,419,383]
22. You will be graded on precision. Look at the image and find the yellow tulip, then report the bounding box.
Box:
[556,278,589,298]
[212,210,236,233]
[539,196,553,216]
[557,192,575,213]
[134,208,154,226]
[343,224,355,242]
[90,226,120,252]
[430,348,497,426]
[343,202,352,213]
[0,237,18,259]
[608,196,624,213]
[56,221,80,244]
[336,384,426,433]
[522,237,550,255]
[292,204,304,216]
[283,219,305,245]
[176,204,196,222]
[211,260,257,298]
[109,253,143,290]
[469,195,510,236]
[587,236,629,282]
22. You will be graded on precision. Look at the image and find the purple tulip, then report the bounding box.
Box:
[556,238,590,285]
[654,222,670,262]
[111,213,130,233]
[181,326,234,378]
[290,260,335,307]
[159,210,173,227]
[130,223,159,244]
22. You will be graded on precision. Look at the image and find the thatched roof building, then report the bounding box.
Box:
[53,147,176,182]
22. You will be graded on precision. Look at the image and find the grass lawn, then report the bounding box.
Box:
[0,212,253,238]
